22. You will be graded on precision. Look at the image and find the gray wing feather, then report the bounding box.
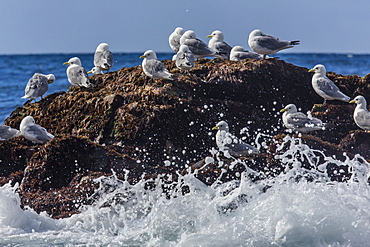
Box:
[257,35,292,50]
[26,124,54,142]
[176,51,194,68]
[24,74,48,99]
[0,125,20,140]
[288,112,322,128]
[316,77,348,99]
[94,51,114,70]
[213,41,232,55]
[356,111,370,129]
[183,39,215,56]
[68,66,91,87]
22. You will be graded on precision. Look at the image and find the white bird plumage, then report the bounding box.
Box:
[20,116,54,144]
[280,104,325,133]
[169,27,184,53]
[140,50,174,80]
[94,43,114,72]
[207,30,232,58]
[0,125,21,141]
[349,95,370,130]
[22,73,55,101]
[63,57,92,87]
[309,64,350,104]
[212,121,258,157]
[175,45,194,71]
[180,30,216,58]
[248,29,300,59]
[229,46,264,61]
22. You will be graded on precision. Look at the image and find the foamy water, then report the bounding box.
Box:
[1,136,370,246]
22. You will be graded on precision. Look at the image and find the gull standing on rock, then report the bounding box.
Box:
[175,45,194,71]
[22,73,56,101]
[349,95,370,131]
[169,27,184,53]
[93,43,114,72]
[207,30,232,58]
[63,57,92,87]
[280,104,325,133]
[87,67,103,75]
[140,50,174,80]
[309,64,350,105]
[248,29,300,59]
[180,30,216,58]
[20,116,54,144]
[212,121,258,157]
[0,125,21,141]
[229,46,264,61]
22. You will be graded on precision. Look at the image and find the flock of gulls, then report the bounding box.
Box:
[0,27,369,159]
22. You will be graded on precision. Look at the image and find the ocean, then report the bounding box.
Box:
[1,53,370,246]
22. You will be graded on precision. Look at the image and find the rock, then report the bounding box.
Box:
[0,58,369,218]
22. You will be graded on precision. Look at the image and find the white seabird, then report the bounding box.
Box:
[212,120,258,157]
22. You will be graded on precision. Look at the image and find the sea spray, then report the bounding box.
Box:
[0,136,369,246]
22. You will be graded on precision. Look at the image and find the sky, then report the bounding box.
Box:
[0,0,369,55]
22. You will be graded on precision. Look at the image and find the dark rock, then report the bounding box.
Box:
[1,58,369,218]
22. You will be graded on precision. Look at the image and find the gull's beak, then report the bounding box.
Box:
[139,55,146,59]
[308,68,315,72]
[349,100,356,104]
[280,108,287,113]
[63,62,70,65]
[212,126,218,130]
[87,70,93,74]
[206,35,213,38]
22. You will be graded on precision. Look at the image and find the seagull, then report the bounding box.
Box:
[175,45,194,71]
[280,104,325,133]
[229,46,264,61]
[87,67,103,75]
[93,43,114,72]
[248,29,300,59]
[0,125,21,141]
[212,121,258,157]
[207,30,232,58]
[180,30,216,58]
[169,27,184,53]
[20,116,54,144]
[349,95,370,131]
[139,50,174,80]
[309,64,350,104]
[22,73,56,101]
[63,57,92,87]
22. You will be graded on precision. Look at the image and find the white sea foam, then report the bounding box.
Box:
[0,136,370,246]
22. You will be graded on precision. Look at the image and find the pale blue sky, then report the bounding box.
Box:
[0,0,369,54]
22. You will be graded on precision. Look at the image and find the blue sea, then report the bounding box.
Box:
[1,53,370,246]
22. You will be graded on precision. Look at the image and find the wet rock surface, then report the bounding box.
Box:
[1,58,369,218]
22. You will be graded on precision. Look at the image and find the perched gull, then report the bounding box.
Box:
[212,121,258,157]
[349,95,370,130]
[280,104,325,133]
[309,64,350,104]
[169,27,184,53]
[20,116,54,144]
[248,29,300,59]
[87,67,103,75]
[207,30,232,58]
[63,57,92,87]
[229,46,264,61]
[22,73,56,101]
[94,43,114,72]
[0,125,21,141]
[140,50,174,80]
[175,45,194,71]
[180,30,216,58]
